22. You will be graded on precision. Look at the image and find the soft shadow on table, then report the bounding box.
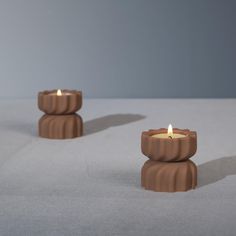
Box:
[84,114,145,136]
[1,121,37,137]
[198,156,236,187]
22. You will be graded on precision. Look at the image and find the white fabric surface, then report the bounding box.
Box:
[0,99,236,236]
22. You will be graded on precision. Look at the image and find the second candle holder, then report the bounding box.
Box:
[38,90,83,139]
[141,127,197,192]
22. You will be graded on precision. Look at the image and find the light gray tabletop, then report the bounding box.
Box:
[0,99,235,236]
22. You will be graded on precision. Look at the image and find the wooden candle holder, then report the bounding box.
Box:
[38,90,83,139]
[141,128,197,192]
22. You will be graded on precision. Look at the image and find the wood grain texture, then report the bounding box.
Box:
[141,128,197,162]
[39,114,83,139]
[141,160,197,192]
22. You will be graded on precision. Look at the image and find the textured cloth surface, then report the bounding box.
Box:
[0,99,236,236]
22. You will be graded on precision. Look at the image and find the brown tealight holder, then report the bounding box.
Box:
[38,90,83,139]
[141,128,197,192]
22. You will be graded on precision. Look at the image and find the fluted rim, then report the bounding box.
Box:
[38,90,82,114]
[141,128,197,162]
[38,89,82,96]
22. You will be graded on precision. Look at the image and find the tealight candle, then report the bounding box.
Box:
[152,124,186,139]
[57,89,62,96]
[48,89,72,96]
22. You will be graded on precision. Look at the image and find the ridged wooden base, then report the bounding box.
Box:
[39,114,83,139]
[141,160,197,192]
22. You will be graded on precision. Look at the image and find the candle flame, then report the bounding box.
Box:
[57,89,62,96]
[168,124,173,138]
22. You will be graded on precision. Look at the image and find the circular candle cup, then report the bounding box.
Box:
[38,90,82,115]
[141,128,197,162]
[152,133,186,139]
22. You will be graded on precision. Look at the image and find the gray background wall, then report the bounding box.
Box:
[0,0,235,98]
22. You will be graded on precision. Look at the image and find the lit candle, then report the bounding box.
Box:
[48,89,71,96]
[57,89,62,96]
[152,124,186,139]
[55,89,72,96]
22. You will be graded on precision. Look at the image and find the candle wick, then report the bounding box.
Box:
[168,136,173,139]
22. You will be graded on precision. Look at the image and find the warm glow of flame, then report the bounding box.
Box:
[57,89,62,96]
[168,124,173,138]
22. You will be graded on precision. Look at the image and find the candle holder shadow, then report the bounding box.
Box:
[198,156,236,188]
[84,114,145,136]
[141,128,197,192]
[38,90,83,139]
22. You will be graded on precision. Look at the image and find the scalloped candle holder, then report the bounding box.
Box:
[38,90,82,115]
[141,128,197,162]
[38,90,83,139]
[141,128,197,192]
